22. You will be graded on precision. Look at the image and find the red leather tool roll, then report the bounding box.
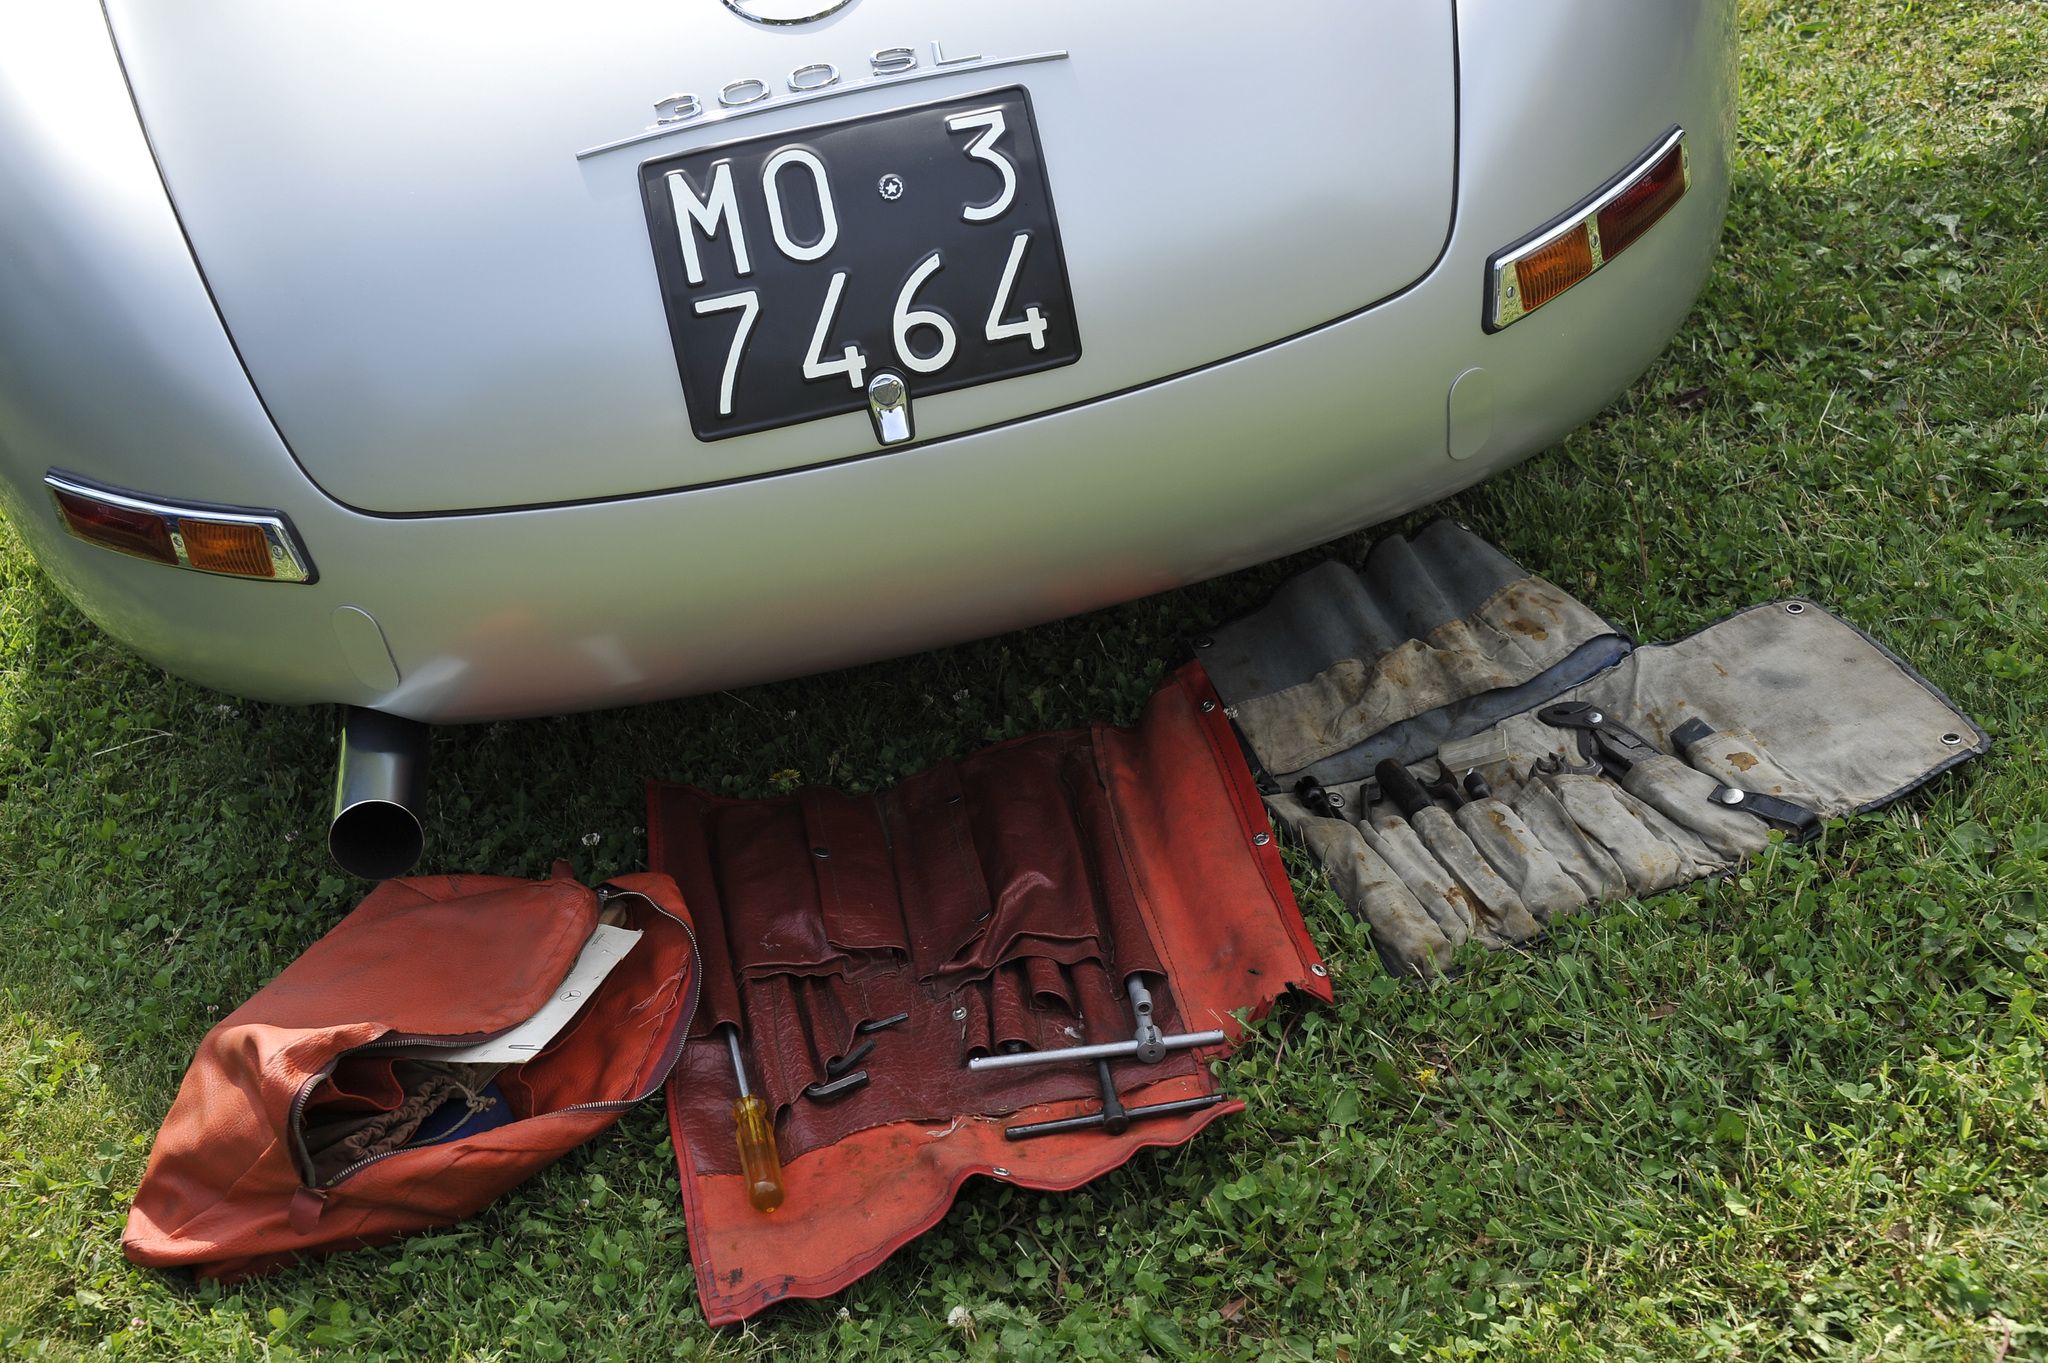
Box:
[652,663,1329,1323]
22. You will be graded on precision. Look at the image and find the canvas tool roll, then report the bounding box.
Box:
[648,664,1329,1326]
[124,866,700,1281]
[1200,520,1990,978]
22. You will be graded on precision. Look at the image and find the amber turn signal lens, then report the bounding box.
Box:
[1513,223,1596,314]
[52,488,179,565]
[179,518,276,578]
[1596,142,1688,261]
[1486,128,1690,330]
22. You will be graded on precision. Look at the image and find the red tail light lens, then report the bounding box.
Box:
[1596,141,1688,260]
[1486,127,1690,331]
[44,473,315,583]
[52,487,179,565]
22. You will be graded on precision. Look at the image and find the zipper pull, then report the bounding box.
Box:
[288,1185,327,1234]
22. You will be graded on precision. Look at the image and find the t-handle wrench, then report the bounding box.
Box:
[1002,1057,1224,1140]
[966,973,1223,1073]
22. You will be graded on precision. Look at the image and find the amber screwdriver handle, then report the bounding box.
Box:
[730,1093,785,1211]
[724,1026,784,1212]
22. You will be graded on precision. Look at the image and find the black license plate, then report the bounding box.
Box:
[640,87,1080,443]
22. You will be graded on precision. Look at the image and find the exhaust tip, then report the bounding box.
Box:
[330,706,430,880]
[329,799,425,882]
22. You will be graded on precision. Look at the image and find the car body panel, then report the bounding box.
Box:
[0,0,1737,723]
[104,0,1457,513]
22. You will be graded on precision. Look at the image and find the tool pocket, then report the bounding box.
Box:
[1672,720,1824,809]
[1279,808,1452,977]
[889,738,1160,983]
[1403,802,1540,945]
[1618,754,1771,862]
[1508,782,1630,903]
[1452,797,1587,924]
[1544,774,1694,897]
[1358,809,1475,947]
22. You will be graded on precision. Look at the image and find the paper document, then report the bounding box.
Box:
[391,925,643,1065]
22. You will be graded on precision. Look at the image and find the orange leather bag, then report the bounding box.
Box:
[123,866,698,1280]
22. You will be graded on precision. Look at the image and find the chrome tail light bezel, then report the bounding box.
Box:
[44,470,318,583]
[1484,126,1690,332]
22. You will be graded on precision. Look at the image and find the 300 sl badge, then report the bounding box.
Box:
[575,43,1069,160]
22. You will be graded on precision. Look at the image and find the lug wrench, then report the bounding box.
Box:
[965,974,1224,1073]
[1003,1058,1226,1140]
[963,972,1228,1138]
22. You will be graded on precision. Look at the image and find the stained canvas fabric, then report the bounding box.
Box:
[648,663,1330,1325]
[1204,531,1988,981]
[1200,519,1627,783]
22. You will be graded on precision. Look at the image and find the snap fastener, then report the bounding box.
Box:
[952,1006,968,1021]
[1194,636,1214,649]
[1201,700,1217,713]
[992,1166,1011,1177]
[1253,832,1271,846]
[1941,732,1964,746]
[1310,963,1328,977]
[812,846,830,858]
[1784,602,1806,615]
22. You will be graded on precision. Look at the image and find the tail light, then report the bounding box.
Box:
[1485,127,1689,332]
[45,472,316,583]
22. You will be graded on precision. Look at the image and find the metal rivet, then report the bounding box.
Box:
[1310,964,1328,977]
[1194,636,1214,649]
[992,1167,1011,1177]
[1941,732,1964,746]
[1326,792,1345,809]
[1201,700,1217,713]
[1253,832,1271,846]
[1784,602,1806,615]
[952,1006,968,1021]
[812,846,830,858]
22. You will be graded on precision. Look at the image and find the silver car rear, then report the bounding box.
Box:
[0,0,1734,721]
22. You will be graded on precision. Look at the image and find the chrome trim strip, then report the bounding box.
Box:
[719,0,857,26]
[44,470,317,583]
[575,50,1071,160]
[1485,126,1689,332]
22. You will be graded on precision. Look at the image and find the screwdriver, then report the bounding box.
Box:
[724,1025,784,1212]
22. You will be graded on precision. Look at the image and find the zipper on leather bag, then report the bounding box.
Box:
[292,886,701,1194]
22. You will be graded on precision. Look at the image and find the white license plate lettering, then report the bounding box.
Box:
[643,87,1079,441]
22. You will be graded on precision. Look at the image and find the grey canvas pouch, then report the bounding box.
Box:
[1214,529,1989,972]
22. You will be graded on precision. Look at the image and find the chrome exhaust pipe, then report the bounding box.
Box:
[329,706,430,880]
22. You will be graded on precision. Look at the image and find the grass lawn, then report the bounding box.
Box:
[4,1,2048,1357]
